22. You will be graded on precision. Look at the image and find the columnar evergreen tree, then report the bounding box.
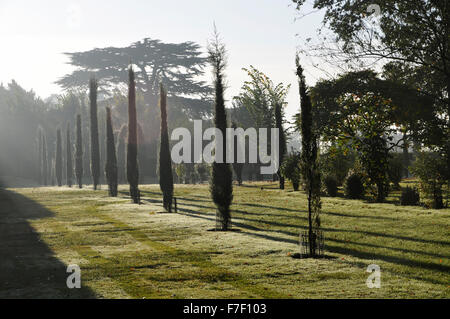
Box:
[127,67,140,203]
[37,128,43,185]
[42,134,48,186]
[55,128,63,187]
[274,102,287,189]
[117,124,127,184]
[66,123,73,187]
[105,107,118,197]
[51,157,56,186]
[296,57,321,257]
[208,29,233,230]
[89,77,101,190]
[158,84,174,211]
[75,114,83,188]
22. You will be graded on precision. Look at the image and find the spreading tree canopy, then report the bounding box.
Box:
[57,38,211,96]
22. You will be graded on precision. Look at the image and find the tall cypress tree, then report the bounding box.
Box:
[37,128,42,185]
[274,102,287,189]
[66,123,73,187]
[158,84,174,212]
[105,107,118,197]
[75,114,83,188]
[127,66,140,203]
[42,133,48,186]
[208,30,233,230]
[90,77,100,190]
[55,128,63,187]
[296,57,321,257]
[117,124,127,184]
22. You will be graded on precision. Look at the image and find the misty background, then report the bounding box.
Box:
[0,0,328,186]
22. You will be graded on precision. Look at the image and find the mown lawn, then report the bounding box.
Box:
[0,181,448,298]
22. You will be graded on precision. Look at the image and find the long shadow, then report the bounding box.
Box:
[159,194,450,246]
[0,188,97,299]
[232,224,449,285]
[325,244,449,285]
[175,196,309,220]
[143,189,449,281]
[169,200,450,284]
[321,211,398,221]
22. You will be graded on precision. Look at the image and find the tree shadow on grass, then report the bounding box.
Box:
[170,201,449,285]
[0,188,97,299]
[140,187,449,286]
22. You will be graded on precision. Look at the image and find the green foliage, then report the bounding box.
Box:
[55,128,62,187]
[293,0,450,185]
[158,84,174,211]
[319,145,355,186]
[89,77,100,190]
[66,123,73,187]
[208,29,233,230]
[75,115,83,188]
[400,186,420,206]
[323,175,338,197]
[175,164,186,184]
[196,164,209,184]
[280,153,301,191]
[234,66,290,128]
[127,67,140,203]
[332,93,395,202]
[105,107,118,197]
[344,172,365,199]
[411,152,447,209]
[388,153,403,190]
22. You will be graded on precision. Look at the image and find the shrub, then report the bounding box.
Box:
[410,152,446,209]
[280,152,301,191]
[320,147,355,186]
[344,172,365,199]
[400,186,420,206]
[388,153,403,190]
[175,164,185,184]
[323,175,338,197]
[196,164,209,183]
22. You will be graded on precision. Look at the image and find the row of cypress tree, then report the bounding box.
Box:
[36,66,175,209]
[35,33,295,235]
[37,31,236,221]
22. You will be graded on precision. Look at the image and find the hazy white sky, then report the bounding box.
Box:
[0,0,325,118]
